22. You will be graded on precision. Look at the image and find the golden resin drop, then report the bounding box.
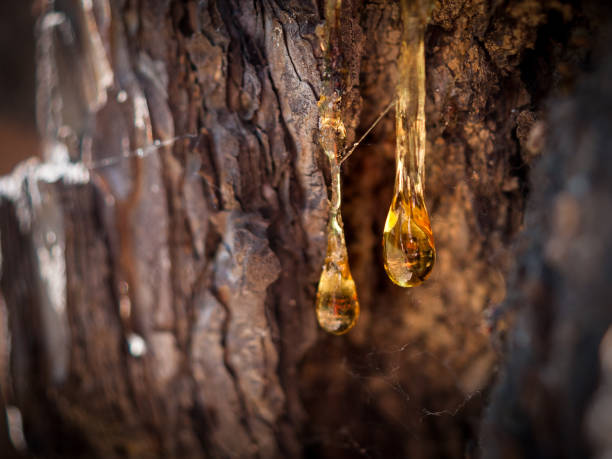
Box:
[315,0,360,335]
[316,243,360,335]
[382,194,435,287]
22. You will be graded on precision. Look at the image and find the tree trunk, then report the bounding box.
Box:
[0,0,609,458]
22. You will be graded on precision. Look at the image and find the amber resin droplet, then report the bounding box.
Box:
[383,0,436,288]
[383,194,435,287]
[314,0,360,334]
[316,219,360,335]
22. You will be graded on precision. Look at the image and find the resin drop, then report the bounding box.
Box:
[383,193,435,287]
[316,231,360,335]
[382,0,436,288]
[315,0,360,335]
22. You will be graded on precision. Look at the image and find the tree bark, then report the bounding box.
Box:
[0,0,608,458]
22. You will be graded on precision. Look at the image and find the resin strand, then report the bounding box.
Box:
[315,0,360,335]
[382,0,436,288]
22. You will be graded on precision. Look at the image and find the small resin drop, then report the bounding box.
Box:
[316,230,360,335]
[383,194,435,287]
[315,0,360,335]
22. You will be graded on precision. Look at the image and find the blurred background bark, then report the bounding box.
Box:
[0,1,39,175]
[1,0,611,458]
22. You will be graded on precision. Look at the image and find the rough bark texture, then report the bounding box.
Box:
[0,0,609,458]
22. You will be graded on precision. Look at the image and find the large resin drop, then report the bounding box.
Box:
[383,193,435,287]
[316,220,360,335]
[382,0,436,288]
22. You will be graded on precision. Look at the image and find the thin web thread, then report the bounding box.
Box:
[84,133,200,169]
[339,99,395,165]
[81,97,394,172]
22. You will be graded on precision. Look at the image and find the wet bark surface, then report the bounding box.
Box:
[0,0,610,458]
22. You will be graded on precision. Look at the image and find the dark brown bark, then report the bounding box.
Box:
[0,0,609,458]
[481,11,612,458]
